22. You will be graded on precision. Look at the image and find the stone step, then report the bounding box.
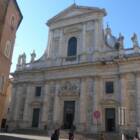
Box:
[60,130,97,140]
[11,129,121,140]
[60,131,121,140]
[104,133,121,140]
[11,128,48,136]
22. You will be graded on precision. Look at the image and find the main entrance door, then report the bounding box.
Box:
[105,108,116,132]
[32,108,40,128]
[63,101,75,129]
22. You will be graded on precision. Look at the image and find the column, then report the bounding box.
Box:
[23,85,33,127]
[119,74,126,129]
[82,23,86,52]
[14,86,23,121]
[53,84,60,127]
[47,30,53,58]
[120,74,127,107]
[92,77,100,131]
[136,73,140,127]
[59,29,64,57]
[119,74,130,129]
[98,19,104,51]
[41,84,49,128]
[79,78,87,131]
[94,20,99,51]
[86,78,94,131]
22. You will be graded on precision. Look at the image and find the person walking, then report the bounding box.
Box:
[69,130,74,140]
[133,132,140,140]
[51,129,60,140]
[99,132,105,140]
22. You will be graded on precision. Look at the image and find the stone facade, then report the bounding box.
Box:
[8,4,140,134]
[0,0,22,127]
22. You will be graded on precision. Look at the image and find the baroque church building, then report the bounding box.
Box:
[8,4,140,134]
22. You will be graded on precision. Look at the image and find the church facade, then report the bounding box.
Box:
[8,4,140,134]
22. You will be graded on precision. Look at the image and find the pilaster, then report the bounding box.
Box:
[119,74,127,107]
[82,23,86,52]
[59,29,64,57]
[13,86,23,121]
[53,83,60,128]
[136,73,140,127]
[47,30,53,58]
[94,20,99,51]
[23,85,34,127]
[41,84,49,128]
[120,73,136,129]
[92,76,100,132]
[79,78,87,131]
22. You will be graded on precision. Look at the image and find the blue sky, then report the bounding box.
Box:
[11,0,140,72]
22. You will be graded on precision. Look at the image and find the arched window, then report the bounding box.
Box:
[67,37,77,57]
[4,40,11,58]
[11,15,15,26]
[10,15,16,30]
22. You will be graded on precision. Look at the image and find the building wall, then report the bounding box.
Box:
[8,59,140,133]
[7,4,140,135]
[0,0,22,126]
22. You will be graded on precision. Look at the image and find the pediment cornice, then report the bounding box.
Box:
[47,4,106,26]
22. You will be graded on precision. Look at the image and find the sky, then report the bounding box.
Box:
[11,0,140,72]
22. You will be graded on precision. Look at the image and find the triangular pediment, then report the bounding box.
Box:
[47,4,106,25]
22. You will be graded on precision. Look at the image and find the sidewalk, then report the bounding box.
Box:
[0,133,68,140]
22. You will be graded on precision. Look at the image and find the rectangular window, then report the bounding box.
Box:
[35,86,42,97]
[118,107,126,126]
[105,81,114,94]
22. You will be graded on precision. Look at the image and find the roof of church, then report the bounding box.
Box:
[47,4,106,26]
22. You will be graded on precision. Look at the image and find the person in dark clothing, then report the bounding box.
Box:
[133,132,140,140]
[69,130,74,140]
[99,133,105,140]
[51,129,60,140]
[5,125,8,132]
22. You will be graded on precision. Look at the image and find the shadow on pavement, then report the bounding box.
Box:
[0,135,34,140]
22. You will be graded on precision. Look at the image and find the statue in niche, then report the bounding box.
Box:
[30,50,36,63]
[17,52,26,66]
[22,53,26,64]
[105,24,117,48]
[17,54,22,65]
[117,33,124,49]
[131,33,139,47]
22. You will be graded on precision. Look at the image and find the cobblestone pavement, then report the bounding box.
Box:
[0,133,68,140]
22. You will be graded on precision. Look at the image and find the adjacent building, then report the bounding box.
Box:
[8,4,140,135]
[0,0,22,128]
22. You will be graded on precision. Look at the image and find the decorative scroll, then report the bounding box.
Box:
[58,81,80,96]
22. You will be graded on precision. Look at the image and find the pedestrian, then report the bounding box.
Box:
[5,125,8,132]
[99,132,105,140]
[133,132,140,140]
[69,130,74,140]
[51,129,60,140]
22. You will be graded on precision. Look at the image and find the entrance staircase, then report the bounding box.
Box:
[11,128,48,136]
[11,128,122,140]
[60,130,121,140]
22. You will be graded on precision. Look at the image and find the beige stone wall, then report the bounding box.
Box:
[0,0,22,126]
[7,4,140,134]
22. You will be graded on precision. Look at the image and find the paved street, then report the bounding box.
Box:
[0,133,68,140]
